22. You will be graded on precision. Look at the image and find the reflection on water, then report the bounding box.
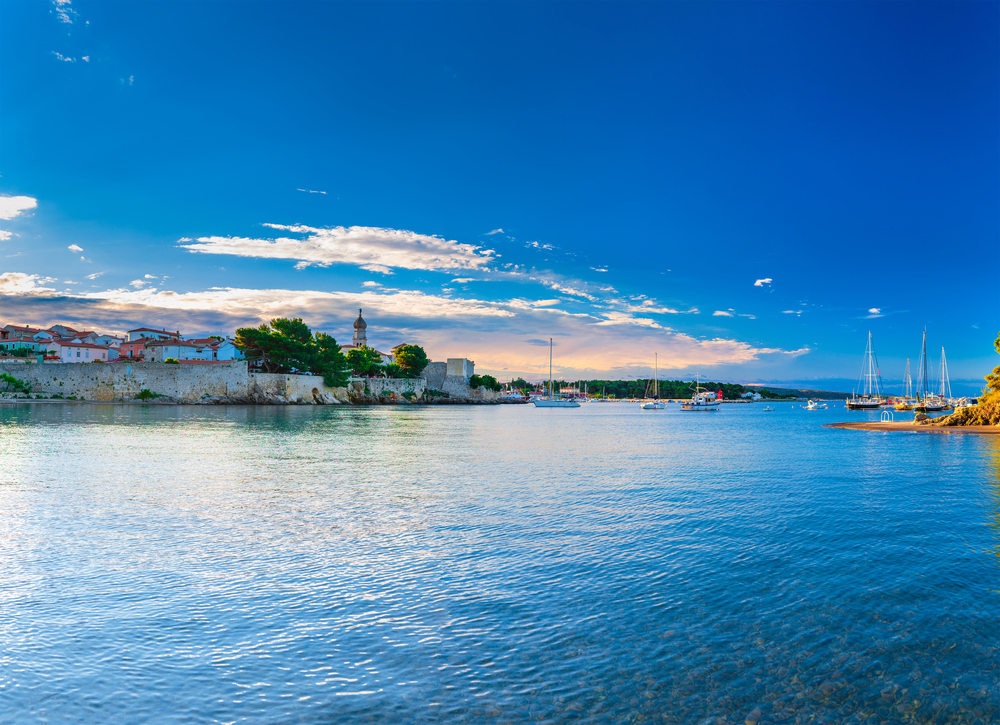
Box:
[0,403,998,723]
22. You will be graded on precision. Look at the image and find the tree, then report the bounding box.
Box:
[235,318,349,386]
[985,331,1000,396]
[393,344,429,378]
[469,374,502,392]
[346,346,383,377]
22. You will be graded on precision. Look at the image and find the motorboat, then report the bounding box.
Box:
[680,378,721,411]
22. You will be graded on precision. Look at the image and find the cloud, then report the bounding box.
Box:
[296,189,327,194]
[144,274,157,279]
[782,310,802,316]
[362,281,382,287]
[180,224,496,274]
[526,241,556,251]
[868,308,880,314]
[85,271,104,280]
[486,229,504,235]
[0,231,11,241]
[129,279,148,288]
[590,267,609,272]
[68,244,83,252]
[82,56,89,62]
[52,0,78,24]
[0,273,57,295]
[525,338,555,346]
[754,278,772,287]
[712,308,755,320]
[52,51,76,62]
[451,278,474,284]
[0,196,38,220]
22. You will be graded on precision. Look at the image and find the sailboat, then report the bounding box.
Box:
[895,358,914,410]
[914,330,945,412]
[641,353,666,409]
[846,331,885,410]
[533,338,581,408]
[938,347,953,409]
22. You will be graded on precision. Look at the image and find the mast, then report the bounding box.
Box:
[903,357,911,398]
[920,329,929,400]
[654,353,658,399]
[549,337,553,399]
[939,347,951,399]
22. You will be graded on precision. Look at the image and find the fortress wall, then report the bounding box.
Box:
[347,377,426,400]
[252,372,349,401]
[3,362,250,402]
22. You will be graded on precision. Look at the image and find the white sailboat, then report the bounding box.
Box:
[533,338,581,408]
[640,353,666,409]
[846,331,885,410]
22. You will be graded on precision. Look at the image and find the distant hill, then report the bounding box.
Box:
[757,387,851,400]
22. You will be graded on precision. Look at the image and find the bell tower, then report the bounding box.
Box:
[353,309,367,347]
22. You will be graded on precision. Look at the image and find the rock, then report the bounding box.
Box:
[914,412,930,422]
[745,706,763,724]
[287,393,303,404]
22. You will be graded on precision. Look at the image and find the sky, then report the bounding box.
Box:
[1,0,997,393]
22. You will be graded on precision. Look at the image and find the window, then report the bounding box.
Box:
[76,350,80,358]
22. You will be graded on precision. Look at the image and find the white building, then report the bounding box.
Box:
[45,340,110,363]
[127,327,180,342]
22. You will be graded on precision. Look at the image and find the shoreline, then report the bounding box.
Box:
[824,421,1000,436]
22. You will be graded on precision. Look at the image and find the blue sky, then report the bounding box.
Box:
[1,1,997,393]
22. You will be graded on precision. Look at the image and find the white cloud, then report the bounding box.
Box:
[52,51,76,62]
[296,188,327,194]
[85,271,104,280]
[754,278,772,287]
[0,196,38,221]
[180,224,496,274]
[362,281,382,287]
[294,261,309,270]
[526,241,556,251]
[129,279,148,288]
[713,310,733,317]
[868,307,880,314]
[129,75,134,85]
[0,231,11,241]
[144,274,157,279]
[68,244,83,252]
[451,278,474,283]
[782,310,802,316]
[82,56,89,62]
[486,229,504,235]
[590,267,609,272]
[0,273,56,295]
[52,0,78,24]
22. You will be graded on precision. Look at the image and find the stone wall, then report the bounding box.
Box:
[1,361,249,402]
[0,361,495,404]
[423,362,447,390]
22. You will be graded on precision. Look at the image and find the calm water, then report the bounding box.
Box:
[1,402,998,724]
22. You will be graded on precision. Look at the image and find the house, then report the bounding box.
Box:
[4,324,44,338]
[47,324,79,337]
[93,334,124,348]
[188,338,243,361]
[119,338,150,359]
[0,334,44,353]
[126,327,181,342]
[145,339,213,362]
[45,340,110,363]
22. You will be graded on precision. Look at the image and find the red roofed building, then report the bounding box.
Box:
[126,327,180,342]
[45,340,111,363]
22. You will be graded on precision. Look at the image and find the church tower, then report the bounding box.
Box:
[353,309,367,347]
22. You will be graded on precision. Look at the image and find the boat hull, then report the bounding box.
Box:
[533,399,581,408]
[640,402,666,410]
[680,403,720,411]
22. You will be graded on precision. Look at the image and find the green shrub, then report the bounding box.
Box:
[135,389,164,400]
[0,373,31,394]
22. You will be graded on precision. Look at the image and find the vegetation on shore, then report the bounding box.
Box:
[930,331,1000,427]
[235,317,350,388]
[507,377,794,400]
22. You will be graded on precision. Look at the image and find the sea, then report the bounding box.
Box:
[1,402,997,724]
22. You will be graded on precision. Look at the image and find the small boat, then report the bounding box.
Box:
[641,353,666,410]
[846,331,886,410]
[913,329,945,412]
[680,378,721,411]
[533,338,580,408]
[804,400,819,411]
[762,406,775,412]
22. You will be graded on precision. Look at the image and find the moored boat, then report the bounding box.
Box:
[846,331,886,410]
[680,378,721,411]
[533,338,580,408]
